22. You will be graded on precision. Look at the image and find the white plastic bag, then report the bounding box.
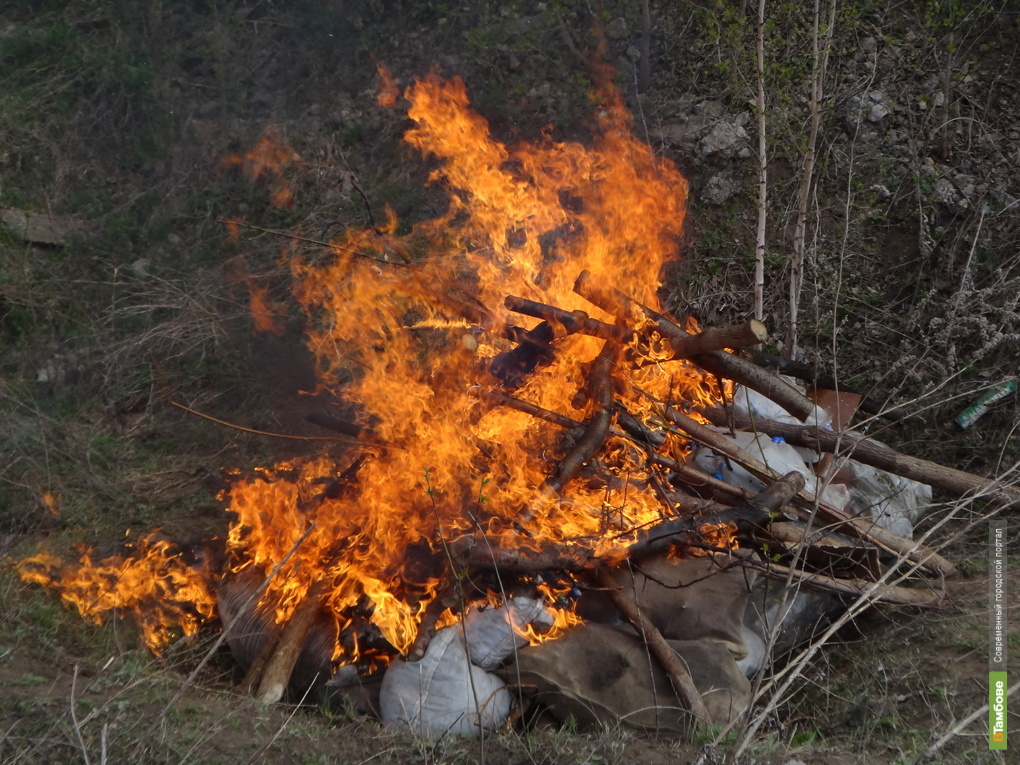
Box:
[380,626,512,737]
[461,596,554,671]
[847,460,932,539]
[692,430,850,510]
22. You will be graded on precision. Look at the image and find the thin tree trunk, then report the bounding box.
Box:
[787,0,836,358]
[754,0,767,322]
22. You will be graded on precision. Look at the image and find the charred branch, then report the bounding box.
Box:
[472,388,582,430]
[491,321,557,388]
[505,295,633,344]
[540,341,618,497]
[614,406,666,448]
[572,270,768,361]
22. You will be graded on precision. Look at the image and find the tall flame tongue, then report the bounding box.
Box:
[19,71,731,660]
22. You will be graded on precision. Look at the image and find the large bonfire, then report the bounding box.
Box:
[19,67,731,670]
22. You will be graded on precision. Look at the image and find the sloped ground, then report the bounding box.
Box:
[1,2,1017,762]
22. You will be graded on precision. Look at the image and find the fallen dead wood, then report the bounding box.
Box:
[663,407,958,577]
[540,341,617,497]
[256,578,329,704]
[505,295,632,343]
[690,351,819,422]
[573,270,768,358]
[572,270,816,421]
[472,385,759,510]
[453,471,799,573]
[596,567,710,721]
[699,406,1020,510]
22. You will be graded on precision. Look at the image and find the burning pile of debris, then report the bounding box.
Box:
[17,69,1019,740]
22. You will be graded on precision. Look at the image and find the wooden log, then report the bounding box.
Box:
[697,406,1020,510]
[676,319,768,357]
[256,579,329,704]
[572,270,815,421]
[504,295,633,344]
[596,568,711,721]
[540,341,618,496]
[691,351,819,422]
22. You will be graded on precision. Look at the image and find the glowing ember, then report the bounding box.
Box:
[18,68,730,666]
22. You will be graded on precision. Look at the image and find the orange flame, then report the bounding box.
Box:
[376,63,400,108]
[219,126,304,210]
[20,69,730,666]
[17,533,217,652]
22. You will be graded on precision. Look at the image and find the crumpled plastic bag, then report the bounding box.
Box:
[731,382,832,430]
[847,460,932,539]
[380,625,512,737]
[461,596,555,671]
[692,429,850,510]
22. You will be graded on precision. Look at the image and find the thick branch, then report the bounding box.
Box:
[596,568,710,720]
[749,351,903,421]
[670,320,768,357]
[473,388,582,430]
[689,351,818,421]
[573,271,813,420]
[541,341,617,496]
[449,533,595,573]
[572,270,768,359]
[256,579,328,704]
[505,295,633,344]
[756,562,945,607]
[698,406,1020,509]
[664,407,957,577]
